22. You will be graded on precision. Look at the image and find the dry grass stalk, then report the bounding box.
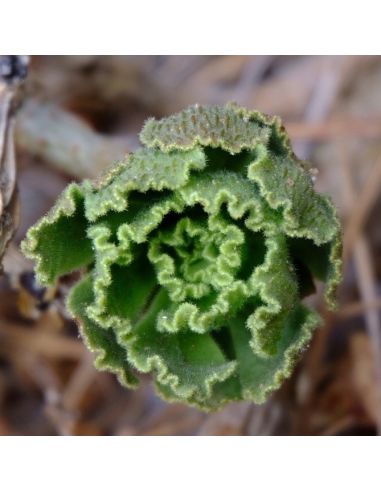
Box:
[343,154,381,264]
[338,145,381,433]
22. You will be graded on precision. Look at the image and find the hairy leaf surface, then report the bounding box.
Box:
[22,103,342,411]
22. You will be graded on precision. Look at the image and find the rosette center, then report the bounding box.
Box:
[148,215,245,302]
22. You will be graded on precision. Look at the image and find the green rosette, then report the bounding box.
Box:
[22,103,342,411]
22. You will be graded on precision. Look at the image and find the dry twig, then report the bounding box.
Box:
[16,98,129,179]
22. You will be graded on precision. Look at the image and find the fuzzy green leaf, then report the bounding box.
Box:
[68,274,139,388]
[22,103,342,411]
[21,183,93,285]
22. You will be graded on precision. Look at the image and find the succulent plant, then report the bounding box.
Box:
[22,103,342,411]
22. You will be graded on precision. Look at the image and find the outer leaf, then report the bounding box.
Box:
[21,183,93,285]
[140,102,290,155]
[123,289,237,406]
[68,274,139,388]
[248,143,342,307]
[230,303,321,404]
[84,146,206,221]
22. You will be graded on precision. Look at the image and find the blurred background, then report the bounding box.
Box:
[1,55,381,435]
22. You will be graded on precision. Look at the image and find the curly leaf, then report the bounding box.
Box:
[68,274,139,388]
[21,184,93,285]
[140,102,290,155]
[22,103,342,411]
